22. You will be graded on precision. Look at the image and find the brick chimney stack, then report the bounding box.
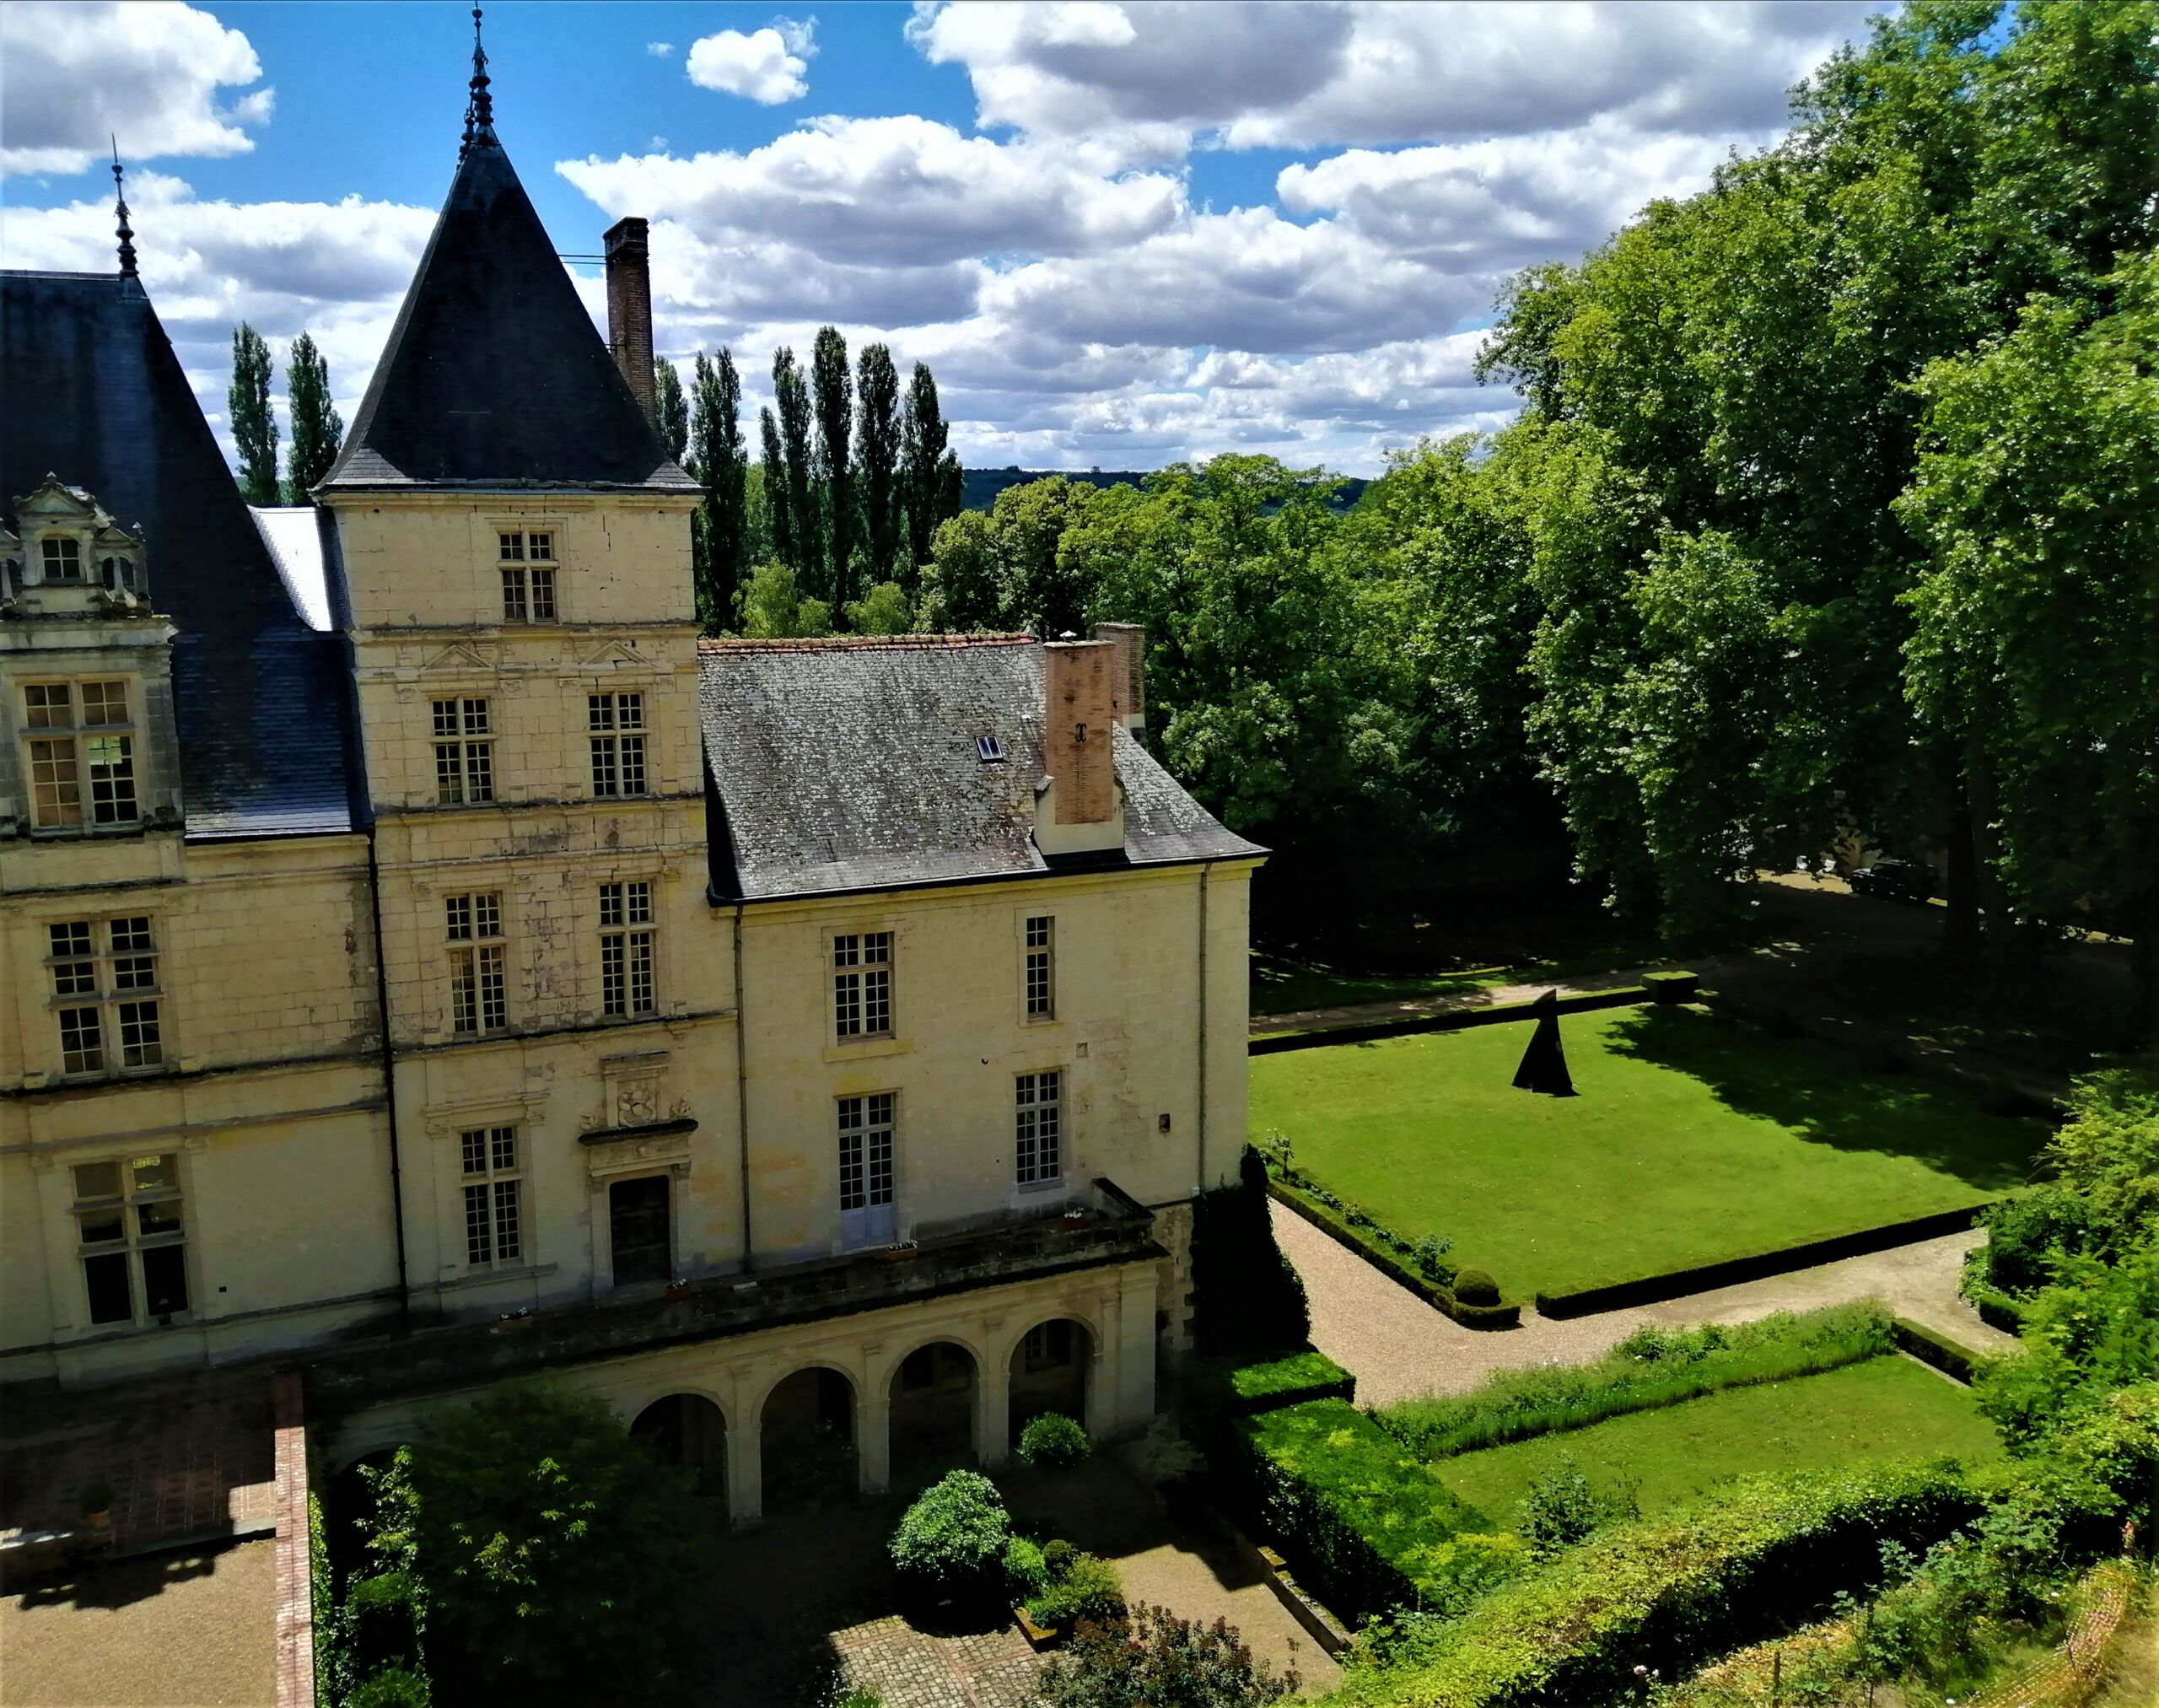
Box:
[603,216,657,426]
[1090,622,1147,735]
[1036,639,1125,854]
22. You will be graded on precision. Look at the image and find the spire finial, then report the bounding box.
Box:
[110,137,137,279]
[460,5,494,158]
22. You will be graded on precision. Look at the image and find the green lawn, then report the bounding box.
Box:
[1248,1004,2045,1300]
[1250,951,1511,1018]
[1432,1355,2003,1525]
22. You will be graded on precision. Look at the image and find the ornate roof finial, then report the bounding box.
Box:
[110,137,137,279]
[460,5,494,158]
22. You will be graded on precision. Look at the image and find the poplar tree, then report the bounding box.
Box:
[853,342,902,586]
[690,349,748,632]
[759,406,796,574]
[229,323,279,504]
[902,363,961,579]
[654,359,689,467]
[773,347,819,587]
[810,326,854,609]
[283,332,343,502]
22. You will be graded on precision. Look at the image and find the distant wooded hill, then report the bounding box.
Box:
[961,466,1368,511]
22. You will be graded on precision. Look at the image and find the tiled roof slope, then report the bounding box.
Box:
[698,634,1265,900]
[320,132,694,493]
[2,271,358,838]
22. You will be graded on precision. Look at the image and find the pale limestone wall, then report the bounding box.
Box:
[332,498,696,631]
[732,860,1258,1264]
[324,1253,1161,1527]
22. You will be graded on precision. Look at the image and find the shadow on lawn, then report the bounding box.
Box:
[1602,1005,2047,1192]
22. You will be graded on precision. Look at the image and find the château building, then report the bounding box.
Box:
[0,45,1260,1524]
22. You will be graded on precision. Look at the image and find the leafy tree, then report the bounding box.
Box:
[853,342,902,591]
[810,326,854,608]
[757,407,795,574]
[229,322,278,504]
[1035,1604,1298,1708]
[902,362,961,579]
[887,1470,1011,1610]
[690,349,748,633]
[283,331,342,501]
[740,562,832,639]
[653,358,688,467]
[915,475,1100,637]
[360,1385,715,1705]
[842,579,913,636]
[772,348,818,581]
[918,509,1010,633]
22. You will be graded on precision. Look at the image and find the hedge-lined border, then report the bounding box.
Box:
[1890,1317,1998,1387]
[1533,1202,1998,1318]
[1267,1174,1521,1330]
[1967,1283,2027,1334]
[1181,1350,1357,1421]
[1249,975,1698,1055]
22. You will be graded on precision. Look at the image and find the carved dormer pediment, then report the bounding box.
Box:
[578,638,649,669]
[422,639,496,673]
[6,477,149,612]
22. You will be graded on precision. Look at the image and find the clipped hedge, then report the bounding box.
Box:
[1216,1398,1521,1625]
[1267,1170,1520,1330]
[1889,1317,1996,1386]
[1182,1348,1355,1425]
[1332,1459,1991,1708]
[1376,1305,1894,1460]
[1967,1282,2027,1334]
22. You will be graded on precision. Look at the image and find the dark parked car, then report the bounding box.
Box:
[1848,859,1935,902]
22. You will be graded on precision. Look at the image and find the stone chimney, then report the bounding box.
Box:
[603,216,656,425]
[1091,621,1147,734]
[1035,638,1125,855]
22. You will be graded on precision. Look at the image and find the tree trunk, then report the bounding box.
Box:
[1938,786,1984,973]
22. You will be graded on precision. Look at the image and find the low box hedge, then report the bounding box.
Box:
[1967,1282,2027,1334]
[1890,1316,1996,1386]
[1333,1458,1992,1708]
[1249,986,1653,1055]
[1216,1398,1520,1626]
[1267,1172,1521,1331]
[1182,1349,1355,1425]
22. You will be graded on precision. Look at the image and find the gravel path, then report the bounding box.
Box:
[1275,1202,2016,1410]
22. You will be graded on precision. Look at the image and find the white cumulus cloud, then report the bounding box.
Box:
[686,19,817,104]
[647,40,676,57]
[1,0,273,174]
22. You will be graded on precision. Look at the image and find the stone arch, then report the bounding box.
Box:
[886,1339,979,1493]
[1007,1315,1096,1445]
[759,1364,859,1511]
[630,1393,730,1511]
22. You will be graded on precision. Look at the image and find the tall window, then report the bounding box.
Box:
[588,693,646,798]
[1015,1070,1063,1186]
[1025,915,1055,1018]
[600,881,655,1017]
[460,1126,524,1269]
[40,536,85,583]
[73,1153,186,1327]
[837,1093,896,1213]
[832,931,893,1039]
[432,698,493,805]
[446,892,507,1036]
[23,680,137,830]
[50,916,161,1075]
[498,530,556,622]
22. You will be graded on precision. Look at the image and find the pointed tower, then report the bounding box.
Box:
[316,19,731,1326]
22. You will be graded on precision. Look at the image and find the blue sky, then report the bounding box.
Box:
[3,2,1886,474]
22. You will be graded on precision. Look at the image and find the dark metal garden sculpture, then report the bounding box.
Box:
[1512,989,1576,1096]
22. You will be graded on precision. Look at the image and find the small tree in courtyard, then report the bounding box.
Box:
[1035,1603,1300,1708]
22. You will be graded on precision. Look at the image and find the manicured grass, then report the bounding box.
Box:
[1432,1355,2004,1527]
[1248,1004,2045,1300]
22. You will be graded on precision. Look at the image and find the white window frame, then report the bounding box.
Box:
[20,677,140,832]
[599,880,657,1018]
[588,692,648,798]
[1024,914,1056,1020]
[837,1091,898,1247]
[446,891,509,1037]
[72,1151,189,1328]
[832,930,893,1040]
[459,1125,525,1269]
[1015,1069,1063,1188]
[498,528,557,624]
[47,914,164,1077]
[431,697,494,805]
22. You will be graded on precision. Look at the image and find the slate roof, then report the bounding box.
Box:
[320,129,694,493]
[698,634,1264,901]
[2,271,359,838]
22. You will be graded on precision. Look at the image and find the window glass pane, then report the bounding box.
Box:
[494,1179,522,1262]
[446,895,473,940]
[117,1001,161,1066]
[59,1008,103,1073]
[528,532,553,562]
[87,734,137,824]
[466,1182,493,1264]
[29,737,83,827]
[78,1208,127,1246]
[137,1199,182,1237]
[627,882,653,926]
[501,568,527,622]
[530,568,556,620]
[474,893,501,939]
[79,682,128,726]
[619,735,646,795]
[140,1244,188,1315]
[83,1252,132,1323]
[499,531,523,561]
[618,694,643,730]
[461,1129,487,1176]
[25,684,71,729]
[492,1127,517,1172]
[110,918,153,953]
[433,699,460,737]
[72,1160,121,1202]
[130,1154,177,1192]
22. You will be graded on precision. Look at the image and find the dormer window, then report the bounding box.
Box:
[41,537,84,583]
[22,680,138,831]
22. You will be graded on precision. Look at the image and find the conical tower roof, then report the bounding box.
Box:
[322,127,692,493]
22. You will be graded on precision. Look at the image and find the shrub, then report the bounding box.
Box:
[1190,1147,1311,1355]
[1035,1603,1299,1708]
[889,1471,1013,1608]
[1002,1536,1049,1601]
[1377,1304,1895,1460]
[1215,1398,1505,1623]
[1412,1234,1457,1284]
[1030,1551,1128,1628]
[1017,1412,1090,1470]
[1973,1186,2098,1296]
[1042,1538,1077,1579]
[1453,1269,1501,1307]
[1514,1457,1638,1560]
